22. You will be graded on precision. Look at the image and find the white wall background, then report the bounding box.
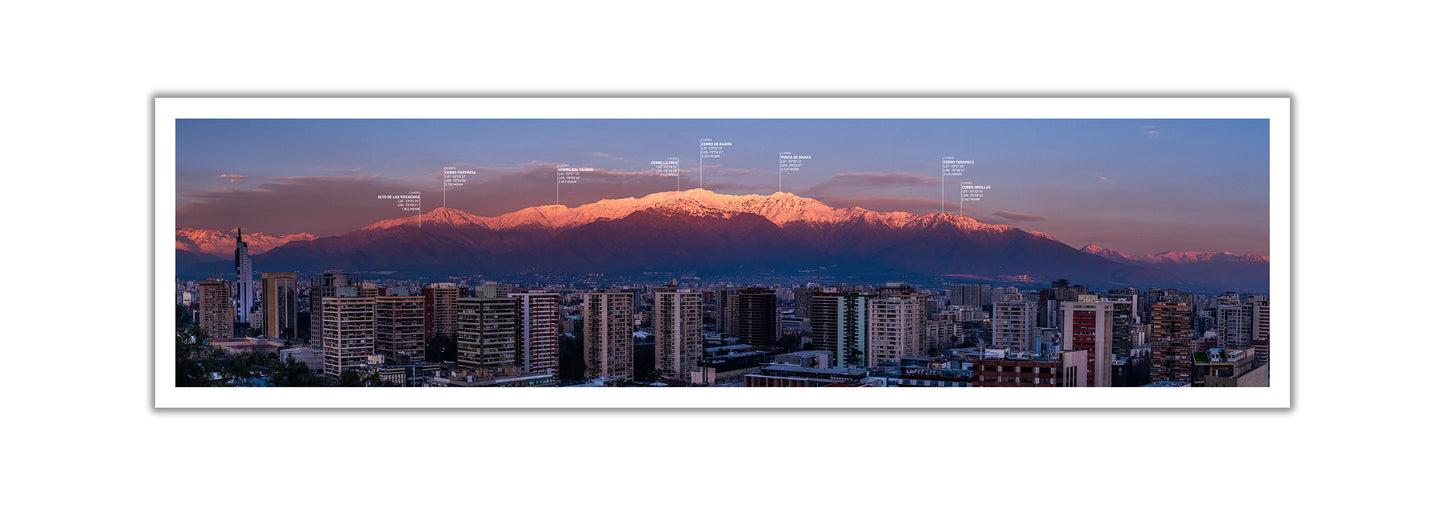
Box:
[3,1,1437,504]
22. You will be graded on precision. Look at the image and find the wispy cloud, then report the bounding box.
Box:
[709,168,767,178]
[806,172,937,195]
[180,173,421,236]
[317,167,365,175]
[217,173,248,182]
[994,210,1049,222]
[819,196,961,215]
[1140,126,1161,139]
[1099,176,1114,183]
[590,152,627,162]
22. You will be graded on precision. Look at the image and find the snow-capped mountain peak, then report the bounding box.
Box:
[175,228,318,256]
[1078,244,1270,265]
[360,188,1016,234]
[362,207,492,230]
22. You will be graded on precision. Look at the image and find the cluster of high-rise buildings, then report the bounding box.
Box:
[177,232,1269,388]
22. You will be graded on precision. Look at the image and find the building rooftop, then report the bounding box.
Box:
[757,364,870,378]
[899,367,972,379]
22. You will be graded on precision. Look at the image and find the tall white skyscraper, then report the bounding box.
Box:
[234,228,253,324]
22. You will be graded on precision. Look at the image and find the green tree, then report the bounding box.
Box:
[268,355,325,387]
[336,368,393,387]
[176,324,221,387]
[224,351,262,385]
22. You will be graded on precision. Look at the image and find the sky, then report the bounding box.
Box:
[176,118,1270,256]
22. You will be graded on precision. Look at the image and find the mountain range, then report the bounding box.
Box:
[1078,243,1270,292]
[176,189,1267,291]
[176,228,318,257]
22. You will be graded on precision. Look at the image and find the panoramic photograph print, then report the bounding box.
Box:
[158,98,1286,407]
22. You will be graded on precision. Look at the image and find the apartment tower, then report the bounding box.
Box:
[457,297,521,369]
[654,283,703,382]
[1150,300,1195,383]
[993,300,1039,353]
[583,290,634,381]
[320,297,376,379]
[375,290,425,363]
[510,290,561,375]
[198,278,234,340]
[868,290,927,368]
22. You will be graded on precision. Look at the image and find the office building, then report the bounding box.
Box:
[716,286,741,335]
[793,287,814,320]
[972,349,1088,387]
[1100,294,1138,358]
[743,365,871,387]
[691,350,771,386]
[260,272,297,340]
[1062,297,1114,387]
[469,281,503,298]
[1216,299,1254,349]
[949,283,993,309]
[735,289,778,348]
[233,228,253,324]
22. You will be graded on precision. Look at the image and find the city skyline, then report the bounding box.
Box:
[164,100,1282,400]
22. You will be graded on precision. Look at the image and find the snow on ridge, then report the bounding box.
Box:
[174,227,318,255]
[1079,245,1270,264]
[361,189,1014,233]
